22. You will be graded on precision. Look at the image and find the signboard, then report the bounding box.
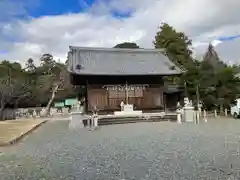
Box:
[65,98,78,106]
[102,84,149,98]
[54,102,64,108]
[102,84,149,91]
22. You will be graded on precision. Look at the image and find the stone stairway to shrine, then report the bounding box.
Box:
[81,113,177,126]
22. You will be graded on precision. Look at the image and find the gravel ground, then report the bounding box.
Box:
[1,118,240,179]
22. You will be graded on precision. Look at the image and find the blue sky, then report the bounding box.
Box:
[0,0,132,21]
[0,0,133,58]
[28,0,96,17]
[218,34,240,41]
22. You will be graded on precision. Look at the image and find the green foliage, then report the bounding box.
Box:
[154,23,194,69]
[114,42,140,48]
[154,23,199,100]
[154,23,240,110]
[0,56,77,109]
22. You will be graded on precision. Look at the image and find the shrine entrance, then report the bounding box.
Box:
[87,83,164,112]
[102,83,148,110]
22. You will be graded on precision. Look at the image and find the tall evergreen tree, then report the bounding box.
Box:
[153,23,199,100]
[200,44,240,110]
[203,43,226,70]
[154,23,194,70]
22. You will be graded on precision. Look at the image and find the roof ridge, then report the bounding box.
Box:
[69,46,165,53]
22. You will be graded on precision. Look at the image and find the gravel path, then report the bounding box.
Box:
[1,118,240,179]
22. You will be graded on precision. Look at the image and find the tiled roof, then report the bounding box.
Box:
[68,46,183,75]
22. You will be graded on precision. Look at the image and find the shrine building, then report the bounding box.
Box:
[67,46,183,113]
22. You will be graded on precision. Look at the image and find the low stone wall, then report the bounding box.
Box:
[1,109,17,120]
[0,107,72,120]
[16,107,70,117]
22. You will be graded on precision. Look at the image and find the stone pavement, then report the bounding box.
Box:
[0,117,240,179]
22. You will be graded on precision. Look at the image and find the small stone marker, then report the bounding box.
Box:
[225,109,228,116]
[87,118,91,127]
[89,106,99,130]
[93,115,98,127]
[214,109,217,117]
[195,110,200,124]
[89,115,99,131]
[203,110,207,122]
[176,108,182,124]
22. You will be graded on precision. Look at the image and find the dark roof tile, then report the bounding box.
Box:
[68,46,182,75]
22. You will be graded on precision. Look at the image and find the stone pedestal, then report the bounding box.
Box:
[79,106,84,114]
[183,106,194,122]
[114,104,142,116]
[69,111,84,129]
[176,108,182,124]
[92,115,98,127]
[123,104,134,112]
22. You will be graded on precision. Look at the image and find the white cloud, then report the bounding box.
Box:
[1,0,240,64]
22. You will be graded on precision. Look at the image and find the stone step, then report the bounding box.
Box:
[97,114,177,126]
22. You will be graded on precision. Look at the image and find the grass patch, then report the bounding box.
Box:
[0,119,45,145]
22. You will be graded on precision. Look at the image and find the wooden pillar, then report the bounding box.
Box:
[163,93,167,112]
[125,81,129,104]
[85,81,88,113]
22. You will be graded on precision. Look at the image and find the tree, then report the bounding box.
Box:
[203,44,226,70]
[215,67,240,110]
[0,58,77,117]
[153,23,199,102]
[154,23,194,69]
[65,59,68,66]
[114,42,140,49]
[40,53,56,74]
[40,53,54,65]
[152,23,240,111]
[198,59,217,109]
[0,75,30,120]
[36,55,72,116]
[25,58,36,73]
[197,45,240,110]
[43,66,71,116]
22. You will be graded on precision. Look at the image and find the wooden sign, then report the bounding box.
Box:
[102,84,149,91]
[102,84,149,98]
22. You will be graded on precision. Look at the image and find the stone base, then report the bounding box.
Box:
[114,110,143,116]
[123,104,134,112]
[69,111,84,129]
[114,104,142,116]
[183,106,194,122]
